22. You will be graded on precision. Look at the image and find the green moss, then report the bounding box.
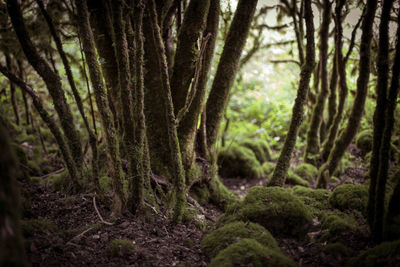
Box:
[334,153,354,176]
[262,162,275,176]
[202,221,279,258]
[218,144,264,179]
[99,175,112,193]
[109,239,135,257]
[190,184,211,205]
[323,242,353,258]
[347,240,400,267]
[320,211,363,243]
[228,186,313,238]
[240,139,272,163]
[291,186,329,212]
[209,176,238,210]
[48,170,71,192]
[355,129,373,154]
[21,217,58,237]
[286,171,310,187]
[329,184,368,216]
[294,163,318,182]
[209,238,297,267]
[27,160,41,175]
[330,176,340,184]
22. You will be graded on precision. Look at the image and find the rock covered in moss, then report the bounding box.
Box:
[355,129,373,154]
[286,171,310,187]
[262,162,275,176]
[291,186,329,211]
[294,163,318,182]
[218,144,264,179]
[320,211,364,243]
[347,239,400,267]
[323,242,353,258]
[329,184,368,216]
[202,221,279,257]
[226,186,313,238]
[240,139,272,163]
[209,238,297,267]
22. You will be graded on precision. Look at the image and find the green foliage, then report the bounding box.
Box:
[262,162,275,176]
[218,144,264,179]
[109,239,135,257]
[240,139,272,163]
[347,240,400,267]
[286,171,310,187]
[355,129,373,154]
[202,221,279,258]
[21,217,58,237]
[209,238,297,267]
[294,163,318,182]
[329,184,368,216]
[225,186,313,238]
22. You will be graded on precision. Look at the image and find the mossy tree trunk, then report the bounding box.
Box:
[316,0,378,188]
[6,0,83,172]
[369,0,398,242]
[304,0,331,163]
[146,0,187,222]
[0,123,28,267]
[205,0,258,152]
[16,60,30,126]
[74,0,125,216]
[5,54,20,126]
[325,53,337,133]
[268,0,315,187]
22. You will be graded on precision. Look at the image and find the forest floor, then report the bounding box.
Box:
[21,145,373,267]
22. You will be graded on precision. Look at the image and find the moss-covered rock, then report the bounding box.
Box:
[320,211,363,243]
[218,144,264,179]
[109,239,135,257]
[329,184,368,216]
[355,129,373,154]
[202,221,279,258]
[262,162,275,176]
[291,186,329,212]
[226,186,313,238]
[294,163,318,182]
[209,238,297,267]
[286,171,310,187]
[347,239,400,267]
[323,242,353,258]
[240,139,272,163]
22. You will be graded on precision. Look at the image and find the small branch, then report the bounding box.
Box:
[40,168,65,179]
[93,196,114,225]
[66,227,93,245]
[269,59,301,66]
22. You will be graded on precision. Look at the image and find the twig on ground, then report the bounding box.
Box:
[93,196,114,225]
[66,227,93,246]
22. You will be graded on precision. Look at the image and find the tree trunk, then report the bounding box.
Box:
[74,0,125,216]
[304,0,331,163]
[325,53,338,133]
[316,0,378,188]
[5,54,20,126]
[268,0,315,187]
[0,122,28,267]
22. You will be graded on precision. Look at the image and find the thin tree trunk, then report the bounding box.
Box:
[5,54,20,126]
[316,0,378,188]
[16,60,30,125]
[325,53,337,132]
[74,0,125,216]
[304,0,331,163]
[268,0,315,187]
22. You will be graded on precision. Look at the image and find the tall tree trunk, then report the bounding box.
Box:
[304,0,331,163]
[16,59,30,125]
[316,0,378,188]
[371,0,399,242]
[74,0,125,216]
[146,0,187,222]
[325,53,338,133]
[0,122,28,267]
[268,0,315,187]
[6,0,83,172]
[205,0,258,152]
[5,54,20,126]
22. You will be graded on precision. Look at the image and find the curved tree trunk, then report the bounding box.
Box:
[316,0,378,188]
[268,0,315,187]
[325,53,338,133]
[304,0,331,163]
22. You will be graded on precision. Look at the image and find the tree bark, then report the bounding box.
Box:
[268,0,315,187]
[5,54,20,126]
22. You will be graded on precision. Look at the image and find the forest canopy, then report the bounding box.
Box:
[0,0,400,266]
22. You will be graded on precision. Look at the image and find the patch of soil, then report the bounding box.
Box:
[22,182,221,266]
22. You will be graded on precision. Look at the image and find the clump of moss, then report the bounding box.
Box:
[209,238,297,267]
[320,211,363,243]
[323,242,353,258]
[286,171,310,187]
[228,186,313,238]
[48,170,71,192]
[330,176,340,184]
[291,185,329,212]
[240,139,272,163]
[218,144,264,179]
[294,163,318,182]
[21,217,58,237]
[329,184,368,216]
[355,129,373,154]
[99,175,112,193]
[347,239,400,267]
[262,162,275,176]
[109,239,135,257]
[202,221,279,257]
